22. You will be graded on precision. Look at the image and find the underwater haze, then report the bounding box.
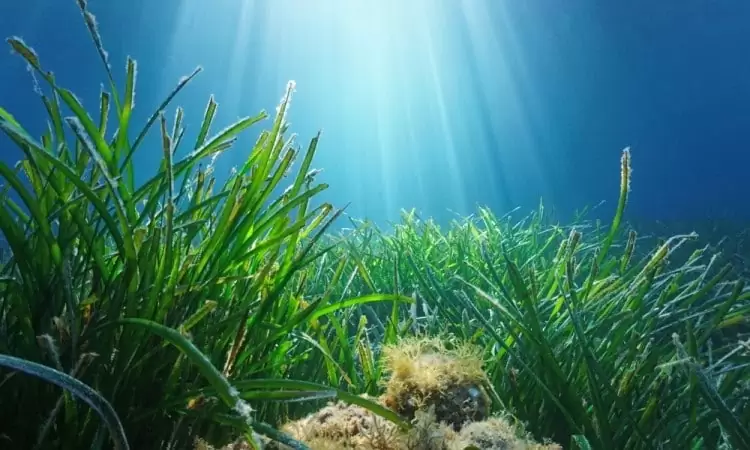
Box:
[1,0,749,227]
[4,2,750,449]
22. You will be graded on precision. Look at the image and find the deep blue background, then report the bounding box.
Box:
[1,0,748,228]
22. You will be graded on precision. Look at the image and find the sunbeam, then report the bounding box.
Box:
[150,0,550,225]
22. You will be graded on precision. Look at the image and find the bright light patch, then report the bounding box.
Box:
[158,0,548,225]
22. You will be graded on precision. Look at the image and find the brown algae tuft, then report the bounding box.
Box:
[380,336,491,431]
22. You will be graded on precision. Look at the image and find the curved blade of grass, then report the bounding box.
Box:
[0,354,129,450]
[65,116,136,260]
[74,0,115,88]
[111,318,247,415]
[571,435,593,450]
[306,293,413,325]
[239,389,337,403]
[223,378,409,430]
[130,67,200,154]
[593,148,630,270]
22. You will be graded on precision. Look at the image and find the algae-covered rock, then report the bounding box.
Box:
[265,397,402,449]
[447,418,563,450]
[380,337,491,431]
[195,337,562,450]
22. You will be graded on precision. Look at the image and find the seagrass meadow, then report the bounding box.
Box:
[1,2,749,450]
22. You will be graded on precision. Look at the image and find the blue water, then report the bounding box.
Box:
[1,0,749,228]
